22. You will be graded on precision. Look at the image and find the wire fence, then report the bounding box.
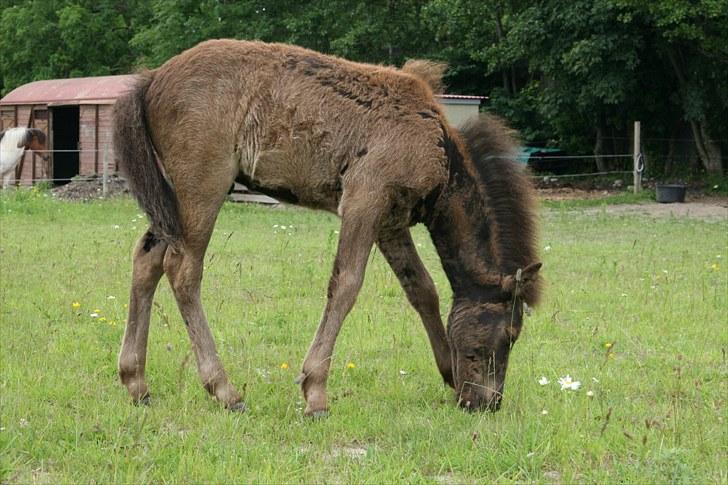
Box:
[534,170,632,179]
[8,148,650,194]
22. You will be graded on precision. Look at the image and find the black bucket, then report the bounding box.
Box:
[655,184,686,203]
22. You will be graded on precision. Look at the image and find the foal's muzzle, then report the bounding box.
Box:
[457,382,503,412]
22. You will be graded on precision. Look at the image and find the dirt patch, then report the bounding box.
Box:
[539,187,616,201]
[594,202,727,221]
[432,473,473,485]
[539,187,728,220]
[325,444,368,460]
[47,175,727,221]
[52,174,128,201]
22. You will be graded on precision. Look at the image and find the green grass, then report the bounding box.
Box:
[1,188,726,483]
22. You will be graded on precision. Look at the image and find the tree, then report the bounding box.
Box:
[2,0,725,176]
[617,0,728,174]
[0,0,151,96]
[131,0,436,68]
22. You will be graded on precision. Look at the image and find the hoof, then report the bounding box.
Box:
[134,394,152,407]
[305,409,329,420]
[227,401,247,413]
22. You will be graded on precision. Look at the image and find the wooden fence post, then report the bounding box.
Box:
[633,121,642,194]
[102,146,108,197]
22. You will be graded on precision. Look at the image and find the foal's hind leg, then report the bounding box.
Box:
[163,187,244,410]
[378,229,454,387]
[119,231,168,403]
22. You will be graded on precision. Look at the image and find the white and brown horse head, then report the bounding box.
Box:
[19,128,47,152]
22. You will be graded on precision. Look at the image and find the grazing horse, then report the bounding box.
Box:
[0,127,47,188]
[113,40,542,416]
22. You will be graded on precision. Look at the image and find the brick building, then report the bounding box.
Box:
[1,75,482,187]
[0,75,134,184]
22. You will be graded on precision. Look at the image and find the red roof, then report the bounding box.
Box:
[0,75,136,106]
[436,94,486,100]
[1,75,485,107]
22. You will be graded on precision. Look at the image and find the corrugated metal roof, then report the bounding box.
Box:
[0,75,485,107]
[0,75,135,106]
[436,94,487,100]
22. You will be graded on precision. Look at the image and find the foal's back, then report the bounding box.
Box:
[144,40,449,212]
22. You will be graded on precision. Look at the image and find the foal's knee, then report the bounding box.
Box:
[406,277,440,314]
[164,250,203,304]
[132,242,167,291]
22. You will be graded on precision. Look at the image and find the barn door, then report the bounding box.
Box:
[50,106,80,185]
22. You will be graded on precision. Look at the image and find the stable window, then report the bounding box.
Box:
[1,107,15,130]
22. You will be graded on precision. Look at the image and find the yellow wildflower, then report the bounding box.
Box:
[347,362,356,369]
[280,362,289,370]
[604,342,613,349]
[710,263,719,271]
[71,302,81,310]
[99,317,107,323]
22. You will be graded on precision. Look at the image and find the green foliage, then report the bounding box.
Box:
[0,0,726,174]
[0,0,150,93]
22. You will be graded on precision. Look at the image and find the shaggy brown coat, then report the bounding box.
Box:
[113,39,541,415]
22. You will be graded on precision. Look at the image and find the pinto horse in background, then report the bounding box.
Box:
[113,40,542,416]
[0,127,47,188]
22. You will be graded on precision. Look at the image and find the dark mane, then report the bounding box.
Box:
[29,128,46,144]
[458,115,542,305]
[21,128,46,146]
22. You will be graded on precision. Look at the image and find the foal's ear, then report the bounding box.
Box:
[518,262,542,284]
[501,262,542,297]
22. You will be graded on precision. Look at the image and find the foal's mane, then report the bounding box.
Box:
[401,59,447,94]
[458,115,542,305]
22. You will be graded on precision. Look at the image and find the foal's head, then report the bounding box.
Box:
[448,263,541,411]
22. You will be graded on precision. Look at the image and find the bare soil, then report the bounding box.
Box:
[594,201,727,220]
[49,177,727,220]
[538,187,616,200]
[52,174,128,201]
[539,187,728,221]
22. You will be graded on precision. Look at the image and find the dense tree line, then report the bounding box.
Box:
[1,0,726,174]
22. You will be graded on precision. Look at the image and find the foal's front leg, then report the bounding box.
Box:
[378,229,453,387]
[298,200,381,417]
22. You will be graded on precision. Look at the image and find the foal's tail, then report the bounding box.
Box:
[113,72,181,243]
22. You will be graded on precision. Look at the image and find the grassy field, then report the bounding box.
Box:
[1,188,726,484]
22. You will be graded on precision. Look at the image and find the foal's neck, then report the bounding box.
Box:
[424,177,505,301]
